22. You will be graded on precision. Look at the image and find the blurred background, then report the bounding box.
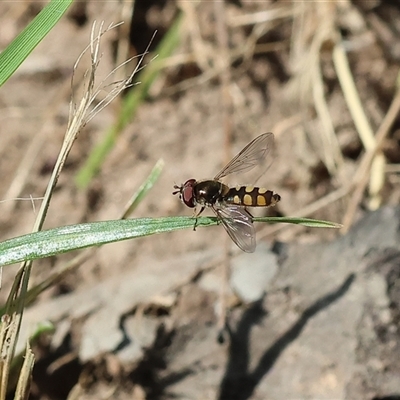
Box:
[0,1,400,399]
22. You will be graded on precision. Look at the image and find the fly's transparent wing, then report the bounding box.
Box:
[214,132,274,180]
[212,204,256,253]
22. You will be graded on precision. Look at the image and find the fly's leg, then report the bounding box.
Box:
[245,208,254,221]
[193,206,205,231]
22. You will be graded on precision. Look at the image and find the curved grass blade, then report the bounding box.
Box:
[0,0,73,86]
[122,159,164,218]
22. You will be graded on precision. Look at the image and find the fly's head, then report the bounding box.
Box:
[173,179,197,208]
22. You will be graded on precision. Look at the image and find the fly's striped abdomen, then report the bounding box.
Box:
[224,186,281,207]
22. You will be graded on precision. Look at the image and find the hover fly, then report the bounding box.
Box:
[173,133,281,253]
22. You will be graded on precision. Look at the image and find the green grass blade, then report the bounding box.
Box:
[0,217,214,267]
[75,13,183,188]
[254,216,343,228]
[0,215,341,268]
[0,0,73,87]
[122,158,164,218]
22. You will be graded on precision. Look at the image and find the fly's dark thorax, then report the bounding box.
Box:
[224,186,281,207]
[193,180,230,206]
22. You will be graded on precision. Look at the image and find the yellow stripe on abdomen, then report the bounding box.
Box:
[243,194,252,206]
[224,186,281,207]
[257,195,266,206]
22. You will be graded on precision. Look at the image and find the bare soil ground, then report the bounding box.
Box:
[1,1,400,399]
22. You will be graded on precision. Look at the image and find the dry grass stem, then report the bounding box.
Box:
[341,83,400,232]
[21,251,94,309]
[333,41,386,210]
[0,22,111,396]
[0,20,149,395]
[14,345,34,400]
[289,2,343,175]
[311,58,343,173]
[0,313,19,400]
[172,2,290,100]
[229,5,298,28]
[178,1,213,71]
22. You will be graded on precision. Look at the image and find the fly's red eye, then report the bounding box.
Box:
[182,179,196,208]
